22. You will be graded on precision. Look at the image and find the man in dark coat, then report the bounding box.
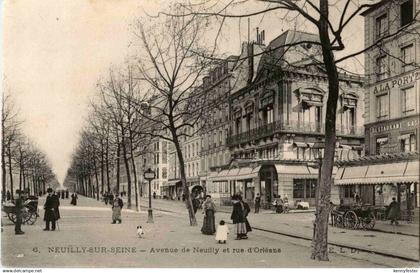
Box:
[231,194,250,240]
[254,193,261,213]
[14,190,25,235]
[43,188,59,231]
[387,197,400,225]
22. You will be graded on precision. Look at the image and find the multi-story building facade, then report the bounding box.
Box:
[200,58,237,205]
[335,0,419,209]
[207,30,365,207]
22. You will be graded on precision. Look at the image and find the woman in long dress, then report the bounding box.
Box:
[201,195,216,235]
[231,194,250,239]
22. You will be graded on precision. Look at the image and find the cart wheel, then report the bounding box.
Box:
[361,211,376,230]
[7,213,16,223]
[344,211,358,229]
[24,212,37,225]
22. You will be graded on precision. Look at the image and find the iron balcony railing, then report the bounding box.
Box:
[227,120,364,146]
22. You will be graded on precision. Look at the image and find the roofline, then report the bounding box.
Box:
[360,0,393,17]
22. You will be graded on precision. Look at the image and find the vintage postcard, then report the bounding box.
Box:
[1,0,419,271]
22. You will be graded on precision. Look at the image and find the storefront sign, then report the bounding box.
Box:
[373,71,420,95]
[370,117,418,133]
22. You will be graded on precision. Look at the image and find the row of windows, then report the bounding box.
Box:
[201,128,229,150]
[186,162,200,178]
[375,0,414,39]
[375,86,416,120]
[185,141,200,159]
[375,43,415,81]
[375,133,417,154]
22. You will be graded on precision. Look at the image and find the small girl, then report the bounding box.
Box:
[215,220,229,244]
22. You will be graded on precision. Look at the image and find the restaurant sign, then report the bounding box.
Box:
[370,118,418,133]
[373,71,420,95]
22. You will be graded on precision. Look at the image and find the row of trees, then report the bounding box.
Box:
[65,66,153,211]
[1,93,55,200]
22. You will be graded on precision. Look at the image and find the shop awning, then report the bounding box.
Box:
[166,180,181,186]
[235,166,261,180]
[275,164,311,175]
[335,160,419,185]
[293,142,308,148]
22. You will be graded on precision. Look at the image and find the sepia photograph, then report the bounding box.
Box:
[1,0,419,271]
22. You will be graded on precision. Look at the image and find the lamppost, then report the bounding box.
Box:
[144,168,155,223]
[311,138,325,241]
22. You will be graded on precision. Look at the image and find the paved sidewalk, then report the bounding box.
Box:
[137,197,420,262]
[3,196,407,268]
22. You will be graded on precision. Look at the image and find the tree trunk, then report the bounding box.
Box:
[106,138,111,192]
[121,136,132,209]
[1,140,6,200]
[101,142,105,194]
[94,158,100,201]
[8,146,14,199]
[173,134,197,226]
[129,140,139,211]
[116,136,121,193]
[311,0,340,261]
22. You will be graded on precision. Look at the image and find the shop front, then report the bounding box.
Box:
[335,153,419,214]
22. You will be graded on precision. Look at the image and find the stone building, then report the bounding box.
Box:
[335,0,419,210]
[208,30,365,207]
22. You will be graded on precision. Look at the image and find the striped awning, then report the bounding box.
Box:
[335,160,419,185]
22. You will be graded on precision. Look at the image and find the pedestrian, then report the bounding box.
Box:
[387,197,400,225]
[254,193,261,213]
[70,193,78,206]
[231,194,248,240]
[111,193,123,224]
[43,188,59,231]
[239,195,252,236]
[61,190,65,199]
[65,190,69,199]
[108,192,114,205]
[201,195,216,235]
[192,195,200,214]
[6,190,11,201]
[14,190,25,235]
[215,220,229,244]
[153,192,156,199]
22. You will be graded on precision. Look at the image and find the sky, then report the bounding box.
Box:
[2,0,364,185]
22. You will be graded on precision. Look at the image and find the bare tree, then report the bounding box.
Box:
[131,8,222,225]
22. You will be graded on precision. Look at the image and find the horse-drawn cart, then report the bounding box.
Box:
[2,197,39,225]
[331,204,376,230]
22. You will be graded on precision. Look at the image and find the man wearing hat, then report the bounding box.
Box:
[43,188,58,231]
[14,189,25,235]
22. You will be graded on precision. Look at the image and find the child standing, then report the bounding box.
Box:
[215,220,229,244]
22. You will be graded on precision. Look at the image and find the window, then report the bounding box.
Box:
[376,137,388,154]
[401,87,415,114]
[293,179,317,199]
[401,134,417,152]
[343,185,355,198]
[401,0,414,27]
[162,141,167,164]
[376,55,388,81]
[401,44,415,72]
[376,13,388,38]
[162,167,167,179]
[376,94,389,119]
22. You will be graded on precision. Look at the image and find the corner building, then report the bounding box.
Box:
[208,30,365,207]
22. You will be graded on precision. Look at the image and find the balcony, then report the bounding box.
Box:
[227,120,364,146]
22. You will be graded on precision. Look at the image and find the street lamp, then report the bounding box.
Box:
[144,168,155,223]
[312,139,325,208]
[311,139,325,242]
